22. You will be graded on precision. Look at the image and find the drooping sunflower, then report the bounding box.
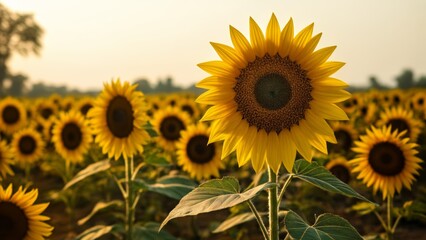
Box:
[351,125,422,199]
[11,128,45,165]
[196,14,350,172]
[52,111,92,164]
[325,156,352,183]
[0,97,28,135]
[88,79,150,160]
[152,107,192,152]
[376,106,423,142]
[0,140,14,179]
[177,123,223,180]
[0,184,53,240]
[328,121,358,155]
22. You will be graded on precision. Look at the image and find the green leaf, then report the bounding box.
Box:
[133,222,178,240]
[351,202,377,216]
[78,200,122,226]
[160,176,274,230]
[144,122,158,137]
[133,175,197,200]
[74,225,118,240]
[285,211,363,240]
[64,159,111,190]
[145,154,171,166]
[293,159,374,204]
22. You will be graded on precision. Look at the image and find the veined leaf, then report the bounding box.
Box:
[74,225,119,240]
[78,200,122,225]
[293,159,374,204]
[160,177,274,230]
[133,222,177,240]
[133,175,197,200]
[285,211,363,240]
[64,160,111,190]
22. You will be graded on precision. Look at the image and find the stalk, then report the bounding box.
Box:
[268,167,279,240]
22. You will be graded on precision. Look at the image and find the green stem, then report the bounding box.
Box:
[386,197,393,240]
[373,210,388,232]
[278,175,293,204]
[268,167,279,240]
[391,215,402,233]
[124,157,135,240]
[247,200,269,240]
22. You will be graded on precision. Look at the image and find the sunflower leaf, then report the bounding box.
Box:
[144,122,158,137]
[64,159,111,190]
[159,176,274,230]
[78,200,123,226]
[285,211,363,240]
[133,222,178,240]
[292,159,375,204]
[133,175,197,200]
[74,224,122,240]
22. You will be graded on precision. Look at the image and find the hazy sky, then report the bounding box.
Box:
[2,0,426,91]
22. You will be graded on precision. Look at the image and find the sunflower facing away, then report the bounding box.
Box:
[196,14,350,173]
[0,184,53,240]
[351,126,422,199]
[0,97,28,135]
[152,107,192,152]
[376,106,424,142]
[0,140,14,179]
[177,123,223,180]
[88,79,150,160]
[325,156,352,184]
[11,128,45,165]
[328,121,358,155]
[52,111,92,164]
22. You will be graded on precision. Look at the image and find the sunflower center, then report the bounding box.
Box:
[234,54,312,133]
[418,98,424,105]
[368,142,405,176]
[388,119,410,138]
[361,106,367,115]
[61,122,83,150]
[186,135,215,164]
[0,202,29,239]
[80,103,93,116]
[3,105,20,124]
[160,116,185,141]
[106,96,134,138]
[329,165,351,184]
[181,105,195,116]
[41,108,53,120]
[333,129,353,152]
[19,136,36,155]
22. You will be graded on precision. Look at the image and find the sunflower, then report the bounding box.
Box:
[408,91,426,113]
[328,121,358,155]
[0,97,28,135]
[196,14,350,173]
[75,97,94,117]
[152,107,192,152]
[88,79,150,160]
[52,111,92,164]
[177,123,223,180]
[35,100,57,122]
[0,140,14,179]
[325,156,352,183]
[351,126,422,199]
[0,184,53,240]
[376,106,423,142]
[355,101,378,125]
[178,97,200,120]
[11,128,45,165]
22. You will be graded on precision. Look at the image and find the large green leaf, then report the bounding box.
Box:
[133,175,197,200]
[144,154,170,166]
[78,200,122,225]
[133,222,178,240]
[160,177,274,230]
[293,159,374,204]
[74,225,118,240]
[285,211,363,240]
[64,160,111,190]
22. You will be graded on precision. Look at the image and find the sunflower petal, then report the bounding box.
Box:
[249,17,266,57]
[266,13,280,56]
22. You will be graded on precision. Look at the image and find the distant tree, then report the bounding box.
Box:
[133,78,152,93]
[369,76,388,90]
[395,69,414,89]
[416,75,426,88]
[0,4,43,95]
[6,73,28,96]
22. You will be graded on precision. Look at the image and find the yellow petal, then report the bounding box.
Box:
[279,130,297,173]
[196,76,236,89]
[296,33,322,61]
[290,125,313,161]
[308,61,345,80]
[251,129,267,172]
[230,25,256,62]
[266,13,280,56]
[289,23,314,60]
[196,89,235,105]
[210,42,246,68]
[278,18,294,57]
[300,46,337,70]
[266,131,281,173]
[249,17,266,57]
[200,103,237,121]
[198,61,239,78]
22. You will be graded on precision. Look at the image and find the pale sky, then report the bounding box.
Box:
[2,0,426,91]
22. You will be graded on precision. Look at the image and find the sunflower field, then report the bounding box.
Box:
[1,14,426,240]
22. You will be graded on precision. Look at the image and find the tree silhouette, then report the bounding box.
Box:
[6,73,28,96]
[395,69,414,89]
[0,3,43,95]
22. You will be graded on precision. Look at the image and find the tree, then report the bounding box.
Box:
[6,73,28,96]
[416,76,426,88]
[0,4,43,95]
[395,69,414,89]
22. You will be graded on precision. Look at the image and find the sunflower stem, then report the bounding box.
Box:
[278,174,293,204]
[268,167,279,240]
[247,200,269,240]
[124,157,135,240]
[373,210,388,232]
[386,196,393,240]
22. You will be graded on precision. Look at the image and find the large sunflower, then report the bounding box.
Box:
[11,128,45,165]
[351,126,422,199]
[376,106,423,142]
[196,14,350,173]
[88,79,150,160]
[0,97,28,135]
[177,123,223,180]
[52,111,92,164]
[0,184,53,240]
[0,140,14,179]
[152,107,192,152]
